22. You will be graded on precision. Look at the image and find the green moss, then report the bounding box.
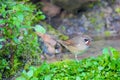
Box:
[41,22,69,40]
[17,47,120,80]
[0,0,43,78]
[115,7,120,13]
[104,31,111,37]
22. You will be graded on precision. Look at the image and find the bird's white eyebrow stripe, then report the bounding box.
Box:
[85,41,89,44]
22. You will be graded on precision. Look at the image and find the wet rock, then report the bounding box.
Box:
[111,21,120,34]
[52,0,98,13]
[58,18,87,36]
[49,0,120,40]
[101,7,113,17]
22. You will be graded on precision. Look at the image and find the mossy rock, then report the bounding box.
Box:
[40,22,69,40]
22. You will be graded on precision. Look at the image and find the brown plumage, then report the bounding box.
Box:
[57,34,92,61]
[36,32,92,61]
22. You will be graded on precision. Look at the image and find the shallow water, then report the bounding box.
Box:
[46,39,120,63]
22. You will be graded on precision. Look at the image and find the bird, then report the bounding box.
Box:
[57,34,92,61]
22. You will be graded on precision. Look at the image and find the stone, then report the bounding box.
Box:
[42,1,61,17]
[52,0,97,13]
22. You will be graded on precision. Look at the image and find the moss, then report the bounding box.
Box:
[41,22,69,40]
[104,31,111,37]
[115,7,120,13]
[59,35,69,40]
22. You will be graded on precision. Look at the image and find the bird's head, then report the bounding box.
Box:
[81,34,92,47]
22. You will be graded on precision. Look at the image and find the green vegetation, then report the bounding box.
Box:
[0,0,45,79]
[41,23,69,40]
[16,47,120,80]
[115,7,120,13]
[0,0,120,80]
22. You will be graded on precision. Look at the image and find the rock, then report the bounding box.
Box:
[36,32,62,57]
[111,21,120,34]
[52,0,98,13]
[58,18,87,36]
[36,32,57,46]
[101,7,113,17]
[42,1,61,17]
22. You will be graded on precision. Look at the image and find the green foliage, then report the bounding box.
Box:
[17,47,120,80]
[115,7,120,13]
[0,0,45,79]
[34,25,46,34]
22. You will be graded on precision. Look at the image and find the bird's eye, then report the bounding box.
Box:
[84,39,89,42]
[84,38,90,45]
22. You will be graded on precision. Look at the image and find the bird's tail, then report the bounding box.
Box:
[57,40,69,50]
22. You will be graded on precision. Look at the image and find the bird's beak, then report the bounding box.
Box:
[85,40,90,46]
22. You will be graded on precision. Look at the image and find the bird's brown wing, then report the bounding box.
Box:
[62,40,77,46]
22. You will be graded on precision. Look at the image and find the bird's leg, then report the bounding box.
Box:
[75,54,79,62]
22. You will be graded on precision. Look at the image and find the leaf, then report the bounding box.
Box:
[0,38,5,42]
[108,60,116,69]
[0,44,3,49]
[13,37,20,44]
[64,77,68,80]
[34,25,46,34]
[29,66,37,71]
[76,76,80,80]
[12,17,20,27]
[113,51,120,59]
[22,70,27,75]
[37,11,43,15]
[98,66,104,71]
[31,77,38,80]
[44,75,51,80]
[22,6,31,11]
[27,70,34,78]
[21,25,31,28]
[39,15,46,20]
[102,48,109,55]
[109,47,120,59]
[16,77,26,80]
[0,19,5,24]
[17,12,24,22]
[109,47,117,52]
